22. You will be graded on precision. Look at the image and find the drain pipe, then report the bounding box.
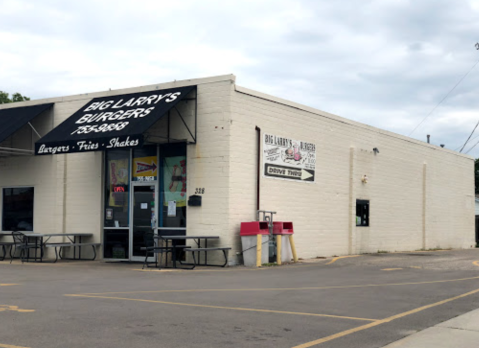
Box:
[255,126,261,212]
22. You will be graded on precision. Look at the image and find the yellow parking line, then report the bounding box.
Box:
[292,287,479,347]
[76,275,479,296]
[0,284,19,287]
[132,268,265,273]
[0,344,30,348]
[325,255,361,265]
[65,294,377,322]
[0,305,35,313]
[381,268,403,271]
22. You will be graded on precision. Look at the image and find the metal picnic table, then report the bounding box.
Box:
[154,235,220,269]
[0,232,96,262]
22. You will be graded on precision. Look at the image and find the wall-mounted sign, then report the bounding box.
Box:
[35,85,196,155]
[263,133,316,182]
[133,156,157,181]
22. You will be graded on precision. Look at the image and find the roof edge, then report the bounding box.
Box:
[235,85,474,160]
[0,74,236,110]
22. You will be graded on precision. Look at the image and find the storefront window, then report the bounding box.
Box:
[2,187,34,231]
[132,145,158,182]
[104,150,130,227]
[160,143,186,228]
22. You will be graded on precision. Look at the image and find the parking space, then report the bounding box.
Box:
[1,249,479,348]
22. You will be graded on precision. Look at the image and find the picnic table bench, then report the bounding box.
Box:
[44,242,101,262]
[184,247,232,268]
[0,241,14,261]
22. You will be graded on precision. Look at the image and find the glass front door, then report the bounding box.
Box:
[130,183,157,261]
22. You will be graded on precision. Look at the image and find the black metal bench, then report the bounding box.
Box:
[184,247,231,268]
[44,242,101,262]
[0,242,14,261]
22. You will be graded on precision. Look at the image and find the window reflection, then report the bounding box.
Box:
[3,187,34,231]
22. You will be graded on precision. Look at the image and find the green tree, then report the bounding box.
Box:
[0,91,30,104]
[475,158,479,194]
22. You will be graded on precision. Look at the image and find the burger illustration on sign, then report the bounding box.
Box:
[282,142,305,165]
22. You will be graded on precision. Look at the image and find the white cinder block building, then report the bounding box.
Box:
[0,74,474,264]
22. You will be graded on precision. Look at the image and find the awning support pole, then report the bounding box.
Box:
[144,134,191,144]
[0,146,34,154]
[28,122,42,138]
[173,106,196,143]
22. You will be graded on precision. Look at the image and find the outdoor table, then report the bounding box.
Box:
[21,233,94,262]
[154,235,220,268]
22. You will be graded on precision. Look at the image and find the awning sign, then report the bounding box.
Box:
[263,133,316,182]
[35,85,196,155]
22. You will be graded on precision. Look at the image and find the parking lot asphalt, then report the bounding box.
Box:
[1,249,479,348]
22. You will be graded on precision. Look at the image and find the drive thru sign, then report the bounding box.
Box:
[263,133,316,183]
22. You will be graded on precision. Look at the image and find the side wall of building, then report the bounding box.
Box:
[229,87,475,260]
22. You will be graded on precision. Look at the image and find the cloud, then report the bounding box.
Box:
[1,0,479,156]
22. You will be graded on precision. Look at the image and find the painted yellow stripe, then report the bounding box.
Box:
[133,267,265,273]
[473,261,479,267]
[381,268,403,271]
[292,287,479,347]
[325,255,360,265]
[0,284,19,287]
[76,275,479,296]
[0,344,30,348]
[65,294,377,322]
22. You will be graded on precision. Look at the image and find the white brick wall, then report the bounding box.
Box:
[0,74,473,264]
[229,86,475,260]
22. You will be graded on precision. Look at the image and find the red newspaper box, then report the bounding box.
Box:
[272,222,294,235]
[240,222,270,266]
[240,222,269,236]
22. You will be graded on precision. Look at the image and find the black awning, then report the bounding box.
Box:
[0,103,53,144]
[35,85,196,155]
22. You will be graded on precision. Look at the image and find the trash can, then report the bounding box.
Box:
[240,222,270,267]
[273,222,295,264]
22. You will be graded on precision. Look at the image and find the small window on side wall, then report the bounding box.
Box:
[356,199,369,227]
[2,187,34,231]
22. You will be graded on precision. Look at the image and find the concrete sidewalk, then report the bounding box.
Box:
[383,307,479,347]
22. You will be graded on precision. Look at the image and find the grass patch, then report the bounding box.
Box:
[377,250,389,253]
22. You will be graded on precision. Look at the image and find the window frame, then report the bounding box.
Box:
[2,185,35,232]
[356,199,370,227]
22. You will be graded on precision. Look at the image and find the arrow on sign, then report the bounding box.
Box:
[265,163,314,182]
[301,169,314,181]
[136,162,157,174]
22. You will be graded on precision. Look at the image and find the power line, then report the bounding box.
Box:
[459,119,479,152]
[408,56,479,136]
[464,137,479,154]
[454,132,479,151]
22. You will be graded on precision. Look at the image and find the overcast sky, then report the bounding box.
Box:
[1,0,479,156]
